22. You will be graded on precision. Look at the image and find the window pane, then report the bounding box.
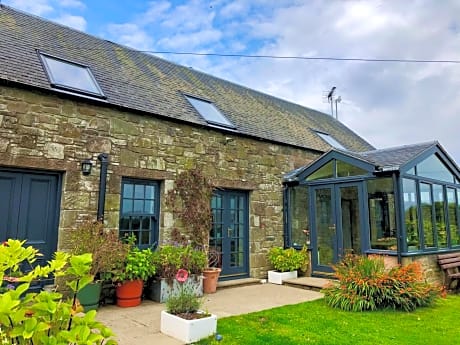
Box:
[141,217,151,230]
[145,185,155,199]
[133,200,143,213]
[186,96,234,128]
[420,183,435,248]
[403,179,420,251]
[306,160,334,181]
[42,55,103,95]
[144,200,154,213]
[134,184,144,199]
[433,184,447,248]
[316,132,347,150]
[119,217,130,231]
[289,185,309,247]
[141,231,150,245]
[122,199,133,213]
[337,160,367,177]
[448,189,459,246]
[123,183,134,198]
[131,217,141,231]
[367,178,397,250]
[417,154,455,183]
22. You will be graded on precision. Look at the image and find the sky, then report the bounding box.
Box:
[4,0,460,162]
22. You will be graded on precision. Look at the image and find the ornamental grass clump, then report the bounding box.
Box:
[323,254,442,312]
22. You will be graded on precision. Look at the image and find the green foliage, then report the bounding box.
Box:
[152,245,207,280]
[165,270,202,315]
[113,245,155,282]
[267,246,309,272]
[166,168,214,260]
[0,239,116,344]
[323,254,442,312]
[68,220,130,280]
[196,295,460,345]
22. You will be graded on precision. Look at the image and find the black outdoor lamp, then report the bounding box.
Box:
[81,159,93,176]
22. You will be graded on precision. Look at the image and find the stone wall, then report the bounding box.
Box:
[0,85,319,278]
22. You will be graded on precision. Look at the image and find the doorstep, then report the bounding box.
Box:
[283,277,333,291]
[217,278,261,290]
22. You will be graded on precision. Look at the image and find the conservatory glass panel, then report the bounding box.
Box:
[433,184,448,248]
[448,188,460,246]
[419,183,435,248]
[403,179,420,251]
[337,160,367,177]
[306,160,334,181]
[416,154,455,183]
[367,178,397,250]
[288,185,309,247]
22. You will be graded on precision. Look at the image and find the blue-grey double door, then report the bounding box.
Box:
[310,183,365,275]
[210,190,249,280]
[0,169,60,270]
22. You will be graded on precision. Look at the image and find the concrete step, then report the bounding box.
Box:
[217,278,261,290]
[283,277,333,291]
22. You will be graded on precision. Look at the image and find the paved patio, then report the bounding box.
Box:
[96,283,324,344]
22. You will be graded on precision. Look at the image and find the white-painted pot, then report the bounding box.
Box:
[267,270,298,285]
[160,310,217,344]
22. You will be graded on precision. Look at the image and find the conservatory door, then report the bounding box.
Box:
[311,183,364,275]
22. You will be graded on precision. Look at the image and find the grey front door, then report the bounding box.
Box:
[0,169,60,269]
[210,190,249,280]
[311,183,364,275]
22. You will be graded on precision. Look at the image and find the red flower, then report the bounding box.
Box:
[2,241,8,246]
[176,269,189,283]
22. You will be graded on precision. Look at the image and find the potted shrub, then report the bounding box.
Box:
[167,168,221,293]
[148,244,206,302]
[267,246,309,285]
[113,238,156,307]
[68,220,130,311]
[160,268,217,343]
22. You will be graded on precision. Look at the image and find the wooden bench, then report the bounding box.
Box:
[437,253,460,290]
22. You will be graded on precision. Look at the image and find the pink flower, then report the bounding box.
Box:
[176,269,189,283]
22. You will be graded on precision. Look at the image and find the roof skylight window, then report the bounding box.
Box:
[316,131,347,150]
[39,53,105,98]
[185,96,235,128]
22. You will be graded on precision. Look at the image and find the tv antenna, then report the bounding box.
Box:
[322,86,341,120]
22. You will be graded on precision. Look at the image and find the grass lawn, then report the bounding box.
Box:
[198,294,460,345]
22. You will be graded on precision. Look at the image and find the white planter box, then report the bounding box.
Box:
[160,310,217,344]
[268,270,298,285]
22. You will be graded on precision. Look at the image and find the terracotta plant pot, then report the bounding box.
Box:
[116,279,143,307]
[202,268,221,294]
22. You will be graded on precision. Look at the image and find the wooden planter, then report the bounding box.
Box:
[116,279,143,307]
[146,275,203,303]
[267,270,298,285]
[160,310,217,343]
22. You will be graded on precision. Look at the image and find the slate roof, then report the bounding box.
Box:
[0,5,374,153]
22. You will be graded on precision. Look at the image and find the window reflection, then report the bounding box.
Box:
[288,185,309,247]
[403,179,420,251]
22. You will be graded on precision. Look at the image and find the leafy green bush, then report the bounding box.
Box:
[323,254,442,312]
[113,246,156,282]
[0,239,116,344]
[268,246,309,272]
[152,245,207,280]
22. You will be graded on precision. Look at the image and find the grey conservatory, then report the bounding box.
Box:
[284,141,460,277]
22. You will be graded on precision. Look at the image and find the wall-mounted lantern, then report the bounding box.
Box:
[81,159,93,175]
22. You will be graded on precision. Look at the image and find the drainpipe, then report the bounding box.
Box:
[97,153,109,222]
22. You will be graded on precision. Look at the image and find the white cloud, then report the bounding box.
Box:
[106,23,154,51]
[58,0,86,9]
[3,0,53,16]
[54,14,86,31]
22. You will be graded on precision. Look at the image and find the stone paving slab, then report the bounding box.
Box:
[96,283,324,344]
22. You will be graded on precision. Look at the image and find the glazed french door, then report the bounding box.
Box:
[210,190,249,279]
[311,183,364,274]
